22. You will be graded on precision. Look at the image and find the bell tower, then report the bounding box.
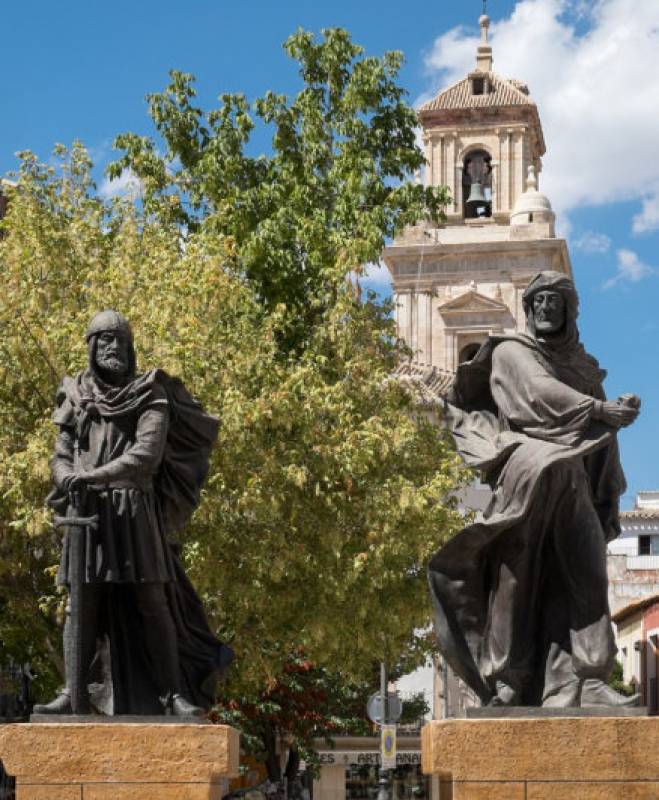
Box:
[385,11,571,382]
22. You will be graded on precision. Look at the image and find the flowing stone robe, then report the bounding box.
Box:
[428,332,625,705]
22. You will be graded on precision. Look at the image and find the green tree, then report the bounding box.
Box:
[216,650,373,786]
[608,660,636,698]
[108,27,449,351]
[0,26,465,763]
[215,652,429,787]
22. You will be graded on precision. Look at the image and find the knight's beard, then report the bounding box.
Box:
[95,354,129,382]
[534,319,564,335]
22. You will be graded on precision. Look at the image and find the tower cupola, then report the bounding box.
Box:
[382,9,571,379]
[417,10,546,224]
[510,166,556,238]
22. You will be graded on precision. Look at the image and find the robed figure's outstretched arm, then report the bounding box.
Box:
[490,341,602,446]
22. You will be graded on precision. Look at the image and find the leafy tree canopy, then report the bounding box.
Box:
[108,27,449,350]
[0,29,465,721]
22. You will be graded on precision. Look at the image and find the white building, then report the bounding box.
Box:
[608,492,659,615]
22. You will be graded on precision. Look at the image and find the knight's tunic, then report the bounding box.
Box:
[52,372,174,584]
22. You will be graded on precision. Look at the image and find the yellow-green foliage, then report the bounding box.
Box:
[0,140,465,698]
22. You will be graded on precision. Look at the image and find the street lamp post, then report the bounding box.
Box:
[376,661,390,800]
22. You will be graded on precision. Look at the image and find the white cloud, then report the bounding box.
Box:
[360,260,393,293]
[99,168,143,200]
[603,248,655,288]
[633,193,659,234]
[573,230,612,253]
[422,0,659,227]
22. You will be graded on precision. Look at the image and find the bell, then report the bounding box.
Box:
[466,182,487,206]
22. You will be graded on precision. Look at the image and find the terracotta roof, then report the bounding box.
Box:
[419,72,536,113]
[612,593,659,624]
[393,362,454,407]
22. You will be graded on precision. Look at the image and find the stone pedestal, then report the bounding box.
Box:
[0,722,240,799]
[422,717,659,799]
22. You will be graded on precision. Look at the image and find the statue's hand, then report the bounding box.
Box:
[595,400,640,429]
[61,470,92,493]
[618,393,641,410]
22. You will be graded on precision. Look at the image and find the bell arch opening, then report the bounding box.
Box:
[462,149,492,220]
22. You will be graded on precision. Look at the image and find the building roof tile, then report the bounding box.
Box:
[419,72,536,113]
[393,362,454,407]
[612,593,659,624]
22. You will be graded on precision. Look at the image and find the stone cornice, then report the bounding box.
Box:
[418,105,545,156]
[384,238,573,290]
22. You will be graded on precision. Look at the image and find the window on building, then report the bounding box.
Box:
[472,77,485,95]
[639,536,651,555]
[462,150,492,220]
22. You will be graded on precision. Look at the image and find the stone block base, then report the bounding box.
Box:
[422,717,659,800]
[13,787,224,800]
[0,722,240,800]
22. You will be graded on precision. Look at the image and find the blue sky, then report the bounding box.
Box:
[2,0,658,507]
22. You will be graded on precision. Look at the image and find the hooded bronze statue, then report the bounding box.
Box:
[429,271,640,708]
[34,310,234,717]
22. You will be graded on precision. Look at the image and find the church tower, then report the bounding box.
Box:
[384,11,571,382]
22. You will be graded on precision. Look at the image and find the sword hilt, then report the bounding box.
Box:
[53,514,99,531]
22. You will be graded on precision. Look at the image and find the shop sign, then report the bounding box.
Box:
[317,750,421,767]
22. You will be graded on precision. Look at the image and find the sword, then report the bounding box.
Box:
[54,490,99,715]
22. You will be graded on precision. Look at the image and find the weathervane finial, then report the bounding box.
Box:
[477,0,493,67]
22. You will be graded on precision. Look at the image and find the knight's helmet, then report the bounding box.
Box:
[85,309,136,379]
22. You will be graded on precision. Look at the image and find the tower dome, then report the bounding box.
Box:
[511,166,555,225]
[510,166,556,238]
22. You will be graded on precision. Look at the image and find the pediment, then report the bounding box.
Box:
[438,290,510,315]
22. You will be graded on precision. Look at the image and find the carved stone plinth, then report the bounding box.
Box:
[422,717,659,799]
[0,722,239,799]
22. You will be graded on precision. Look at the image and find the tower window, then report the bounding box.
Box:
[463,150,493,219]
[472,77,485,95]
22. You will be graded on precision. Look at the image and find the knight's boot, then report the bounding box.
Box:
[581,679,641,708]
[487,680,520,707]
[542,676,580,708]
[160,690,204,717]
[33,689,73,715]
[171,693,205,717]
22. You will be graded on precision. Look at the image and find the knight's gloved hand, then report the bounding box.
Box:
[82,467,107,486]
[61,471,90,492]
